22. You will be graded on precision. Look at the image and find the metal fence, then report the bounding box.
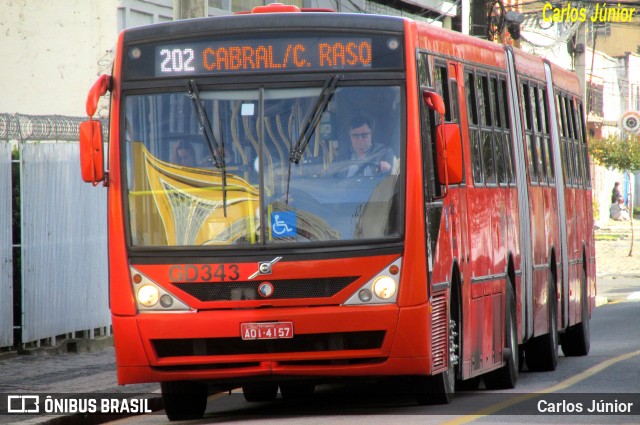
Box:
[0,142,12,348]
[0,113,85,141]
[0,113,107,142]
[1,113,110,349]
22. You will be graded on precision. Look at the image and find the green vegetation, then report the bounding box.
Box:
[595,234,621,241]
[589,134,640,173]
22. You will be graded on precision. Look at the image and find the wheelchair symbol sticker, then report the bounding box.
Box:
[271,212,296,238]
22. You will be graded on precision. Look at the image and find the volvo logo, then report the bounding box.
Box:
[248,256,282,280]
[258,282,274,298]
[259,262,272,274]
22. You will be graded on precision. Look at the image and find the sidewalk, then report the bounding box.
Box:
[0,343,161,424]
[594,218,640,278]
[1,222,638,424]
[594,218,640,305]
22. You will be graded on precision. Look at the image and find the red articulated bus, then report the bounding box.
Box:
[80,3,595,420]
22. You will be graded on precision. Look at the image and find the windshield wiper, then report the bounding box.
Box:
[187,79,228,216]
[289,74,340,164]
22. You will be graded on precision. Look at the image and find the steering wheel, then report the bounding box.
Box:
[353,161,384,177]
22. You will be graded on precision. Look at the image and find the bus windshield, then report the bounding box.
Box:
[124,84,403,247]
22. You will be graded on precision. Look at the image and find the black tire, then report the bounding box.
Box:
[561,267,591,356]
[525,272,559,372]
[415,361,455,405]
[160,380,207,421]
[455,376,481,391]
[484,282,518,389]
[242,382,279,402]
[279,382,316,400]
[415,292,458,405]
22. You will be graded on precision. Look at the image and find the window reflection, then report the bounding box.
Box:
[124,85,403,247]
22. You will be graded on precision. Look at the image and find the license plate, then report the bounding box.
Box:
[241,322,294,340]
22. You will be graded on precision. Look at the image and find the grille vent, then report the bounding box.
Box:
[431,293,448,370]
[152,331,385,358]
[174,276,358,302]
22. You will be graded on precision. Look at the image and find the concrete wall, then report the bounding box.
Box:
[0,1,119,116]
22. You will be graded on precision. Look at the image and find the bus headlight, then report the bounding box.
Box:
[130,266,193,312]
[358,289,373,302]
[343,257,401,306]
[137,284,159,307]
[372,276,397,300]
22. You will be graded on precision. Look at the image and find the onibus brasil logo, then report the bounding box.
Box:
[6,395,152,414]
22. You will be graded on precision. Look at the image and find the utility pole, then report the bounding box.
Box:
[173,0,207,20]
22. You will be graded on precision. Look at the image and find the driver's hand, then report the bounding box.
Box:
[379,160,392,174]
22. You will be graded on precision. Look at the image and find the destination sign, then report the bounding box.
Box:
[124,33,403,78]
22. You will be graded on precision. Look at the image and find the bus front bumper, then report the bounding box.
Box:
[112,303,432,385]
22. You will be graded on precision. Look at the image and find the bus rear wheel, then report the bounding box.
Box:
[279,382,316,400]
[414,347,455,404]
[525,273,559,372]
[160,380,207,421]
[242,382,279,402]
[561,268,590,356]
[484,282,518,389]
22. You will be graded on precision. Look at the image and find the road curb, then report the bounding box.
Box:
[17,337,114,356]
[595,295,609,307]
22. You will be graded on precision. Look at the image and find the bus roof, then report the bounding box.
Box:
[122,12,406,44]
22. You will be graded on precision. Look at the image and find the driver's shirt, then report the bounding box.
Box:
[345,144,395,178]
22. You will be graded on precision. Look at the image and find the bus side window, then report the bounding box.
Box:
[479,74,496,185]
[558,94,574,187]
[568,97,582,186]
[540,87,554,184]
[449,78,459,123]
[569,98,585,187]
[532,85,547,185]
[465,71,483,185]
[418,52,441,200]
[577,102,591,187]
[521,81,538,184]
[418,52,430,87]
[434,62,452,122]
[491,76,506,185]
[500,79,516,185]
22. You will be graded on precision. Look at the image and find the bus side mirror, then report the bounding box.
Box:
[79,120,105,185]
[86,75,111,116]
[422,90,445,116]
[436,123,463,185]
[80,75,111,185]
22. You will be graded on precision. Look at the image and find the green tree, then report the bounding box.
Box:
[589,133,640,256]
[588,134,640,173]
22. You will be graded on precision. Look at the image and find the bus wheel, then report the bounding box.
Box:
[484,283,518,389]
[242,383,279,402]
[415,354,455,405]
[525,273,559,371]
[456,375,480,391]
[561,268,591,356]
[279,382,316,400]
[415,317,457,405]
[160,380,207,421]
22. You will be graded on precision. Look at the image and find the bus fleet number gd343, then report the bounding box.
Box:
[168,264,240,282]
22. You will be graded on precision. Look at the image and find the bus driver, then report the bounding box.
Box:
[338,115,395,177]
